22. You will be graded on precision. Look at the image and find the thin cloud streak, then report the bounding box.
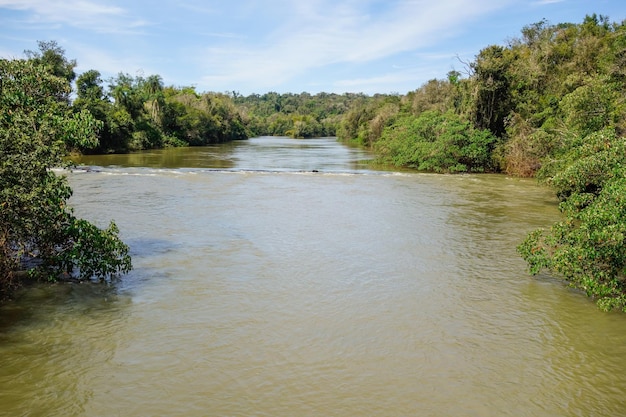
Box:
[195,0,511,92]
[532,0,565,4]
[0,0,147,34]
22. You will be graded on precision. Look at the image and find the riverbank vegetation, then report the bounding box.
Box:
[74,71,249,153]
[233,91,374,138]
[0,45,131,299]
[337,15,625,176]
[2,14,625,309]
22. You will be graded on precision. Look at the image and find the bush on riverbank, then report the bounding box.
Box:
[518,129,626,311]
[373,110,497,173]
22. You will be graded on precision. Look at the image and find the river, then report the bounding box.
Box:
[2,136,626,416]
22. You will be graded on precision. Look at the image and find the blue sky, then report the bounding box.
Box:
[1,0,625,95]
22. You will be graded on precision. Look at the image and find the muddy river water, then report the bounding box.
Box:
[2,137,626,416]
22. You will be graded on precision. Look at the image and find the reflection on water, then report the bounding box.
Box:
[72,136,372,172]
[3,137,626,416]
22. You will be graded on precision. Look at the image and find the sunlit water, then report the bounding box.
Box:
[2,137,626,416]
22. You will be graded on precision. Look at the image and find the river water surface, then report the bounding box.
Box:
[2,137,626,416]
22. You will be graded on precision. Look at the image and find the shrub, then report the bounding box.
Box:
[374,111,497,173]
[518,129,626,311]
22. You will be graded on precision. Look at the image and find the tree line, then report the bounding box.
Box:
[74,72,249,153]
[338,15,625,176]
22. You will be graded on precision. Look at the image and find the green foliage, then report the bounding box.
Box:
[468,45,515,137]
[374,111,497,173]
[24,40,77,85]
[560,76,624,137]
[337,95,401,146]
[404,79,456,115]
[0,58,131,298]
[76,69,104,102]
[285,114,323,138]
[161,89,249,145]
[501,114,561,176]
[519,129,626,311]
[47,219,132,281]
[72,73,252,153]
[329,15,624,177]
[500,16,625,176]
[538,129,624,198]
[237,91,366,138]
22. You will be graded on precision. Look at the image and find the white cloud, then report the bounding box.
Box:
[71,43,143,77]
[175,1,216,15]
[0,0,123,14]
[194,0,511,92]
[0,0,147,33]
[332,58,458,94]
[532,0,565,4]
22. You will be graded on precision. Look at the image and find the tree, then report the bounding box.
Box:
[141,74,165,127]
[74,72,135,153]
[76,69,105,102]
[0,58,131,298]
[24,41,77,102]
[336,95,398,146]
[405,78,455,115]
[109,73,144,120]
[469,45,514,137]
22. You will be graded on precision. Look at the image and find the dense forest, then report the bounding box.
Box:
[339,14,625,177]
[2,14,626,309]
